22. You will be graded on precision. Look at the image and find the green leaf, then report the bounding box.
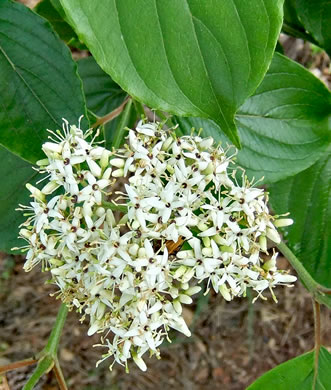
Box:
[77,56,127,117]
[0,0,87,164]
[269,148,331,288]
[60,0,285,147]
[175,52,331,183]
[35,0,76,43]
[0,146,37,253]
[284,0,304,28]
[50,0,69,19]
[296,0,331,56]
[282,0,318,44]
[248,347,331,389]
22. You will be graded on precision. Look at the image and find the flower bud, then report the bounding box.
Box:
[129,243,139,256]
[102,167,112,180]
[173,299,182,314]
[197,221,208,232]
[274,218,294,228]
[173,266,187,279]
[36,158,49,166]
[220,245,234,253]
[49,258,65,267]
[138,248,146,258]
[19,228,32,240]
[179,294,193,304]
[41,181,59,195]
[100,150,111,169]
[26,184,45,202]
[259,235,267,252]
[198,137,213,150]
[132,354,147,372]
[106,209,116,227]
[186,286,202,296]
[96,207,105,217]
[219,284,231,301]
[166,164,175,174]
[87,160,102,178]
[110,158,125,168]
[182,268,195,283]
[202,247,213,257]
[263,258,276,272]
[88,321,102,336]
[96,302,106,319]
[266,227,281,244]
[112,168,124,177]
[202,236,211,248]
[42,142,62,155]
[202,162,214,175]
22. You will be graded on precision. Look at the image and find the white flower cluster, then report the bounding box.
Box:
[17,118,296,372]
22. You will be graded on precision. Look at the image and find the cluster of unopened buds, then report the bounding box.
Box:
[17,117,296,371]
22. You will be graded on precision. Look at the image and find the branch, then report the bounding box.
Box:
[92,97,130,129]
[53,359,68,390]
[0,358,37,375]
[276,241,331,305]
[0,303,69,390]
[313,300,321,390]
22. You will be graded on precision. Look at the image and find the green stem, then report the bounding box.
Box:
[22,304,68,390]
[112,98,133,150]
[246,289,255,360]
[155,110,176,129]
[133,99,146,120]
[22,356,54,390]
[313,300,321,390]
[277,242,318,292]
[43,303,68,356]
[277,242,331,304]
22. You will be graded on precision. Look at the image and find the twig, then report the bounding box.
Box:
[246,289,255,360]
[53,359,68,390]
[0,374,11,390]
[312,300,321,390]
[276,242,331,305]
[0,358,37,374]
[92,97,129,128]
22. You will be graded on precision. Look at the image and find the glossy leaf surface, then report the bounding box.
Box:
[60,0,285,146]
[175,53,331,183]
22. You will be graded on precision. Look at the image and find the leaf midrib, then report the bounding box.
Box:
[0,43,58,128]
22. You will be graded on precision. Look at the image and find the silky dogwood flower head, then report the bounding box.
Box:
[17,117,296,372]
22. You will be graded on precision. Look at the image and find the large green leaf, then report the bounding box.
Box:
[35,0,76,43]
[284,0,304,29]
[248,347,331,389]
[60,0,285,147]
[175,53,331,183]
[35,0,87,49]
[0,0,87,163]
[77,56,127,117]
[269,148,331,288]
[0,146,37,253]
[283,0,318,44]
[296,0,331,56]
